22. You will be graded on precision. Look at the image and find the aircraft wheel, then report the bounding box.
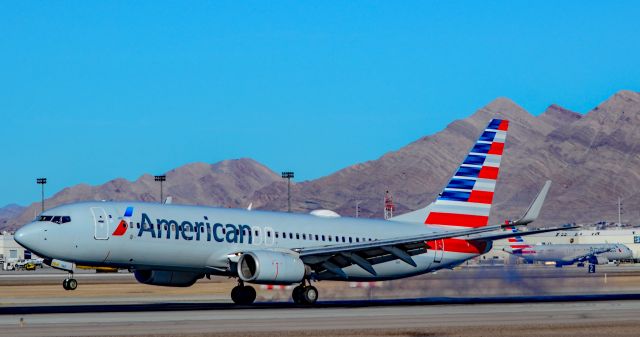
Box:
[231,285,256,305]
[292,285,304,304]
[231,285,243,304]
[62,279,69,290]
[242,286,256,305]
[302,286,318,305]
[67,278,78,290]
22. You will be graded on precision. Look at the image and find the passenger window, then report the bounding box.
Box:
[137,223,140,229]
[349,237,352,243]
[289,233,293,239]
[267,231,271,237]
[302,234,306,240]
[296,233,300,240]
[322,235,326,241]
[222,228,226,234]
[283,232,286,238]
[129,222,133,229]
[315,235,319,241]
[356,238,359,243]
[328,236,332,242]
[201,227,205,233]
[254,230,259,236]
[276,232,279,238]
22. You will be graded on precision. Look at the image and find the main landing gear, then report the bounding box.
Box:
[292,280,318,305]
[231,280,256,305]
[62,273,78,291]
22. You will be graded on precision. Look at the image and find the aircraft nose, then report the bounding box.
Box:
[14,222,43,251]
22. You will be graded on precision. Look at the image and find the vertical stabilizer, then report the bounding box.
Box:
[391,119,509,227]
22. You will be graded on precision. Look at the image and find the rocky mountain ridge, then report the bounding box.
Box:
[3,90,640,231]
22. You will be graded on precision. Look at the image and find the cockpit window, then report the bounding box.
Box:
[38,215,71,224]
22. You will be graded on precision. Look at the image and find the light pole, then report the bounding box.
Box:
[281,171,294,212]
[36,178,47,213]
[154,175,166,203]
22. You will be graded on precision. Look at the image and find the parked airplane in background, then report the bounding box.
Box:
[503,226,632,271]
[15,119,572,305]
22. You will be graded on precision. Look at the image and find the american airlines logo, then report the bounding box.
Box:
[134,212,254,244]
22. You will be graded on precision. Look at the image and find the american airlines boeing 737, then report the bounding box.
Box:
[14,119,570,304]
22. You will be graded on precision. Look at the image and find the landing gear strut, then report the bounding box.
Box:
[231,280,256,305]
[292,280,318,305]
[62,273,77,291]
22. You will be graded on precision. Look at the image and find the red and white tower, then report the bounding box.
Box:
[384,190,395,220]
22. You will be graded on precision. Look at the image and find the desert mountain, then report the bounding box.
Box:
[3,90,640,231]
[2,159,281,231]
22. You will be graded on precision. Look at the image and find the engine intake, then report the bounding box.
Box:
[237,250,305,284]
[134,270,203,287]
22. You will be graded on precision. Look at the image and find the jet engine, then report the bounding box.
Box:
[237,250,306,284]
[134,270,203,287]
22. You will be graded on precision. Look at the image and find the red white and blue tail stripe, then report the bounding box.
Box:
[425,119,509,228]
[505,224,532,250]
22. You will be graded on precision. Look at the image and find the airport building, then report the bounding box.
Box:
[488,228,640,263]
[0,232,29,270]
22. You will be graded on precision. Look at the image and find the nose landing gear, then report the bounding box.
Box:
[62,273,78,291]
[230,280,256,305]
[292,280,318,305]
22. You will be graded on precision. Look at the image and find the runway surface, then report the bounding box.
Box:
[3,265,640,336]
[2,298,640,336]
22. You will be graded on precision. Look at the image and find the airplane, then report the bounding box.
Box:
[14,118,572,305]
[503,226,632,271]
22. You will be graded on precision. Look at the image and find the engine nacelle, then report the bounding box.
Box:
[134,270,203,287]
[237,250,305,285]
[595,256,610,265]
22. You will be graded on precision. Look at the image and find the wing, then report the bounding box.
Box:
[294,225,501,277]
[293,224,573,278]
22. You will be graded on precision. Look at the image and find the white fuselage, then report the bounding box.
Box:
[15,201,489,282]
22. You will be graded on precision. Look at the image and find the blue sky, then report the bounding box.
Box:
[1,1,640,207]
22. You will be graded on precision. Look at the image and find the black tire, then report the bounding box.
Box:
[292,285,304,304]
[62,279,69,290]
[241,286,256,305]
[231,286,243,304]
[67,278,78,290]
[302,286,318,304]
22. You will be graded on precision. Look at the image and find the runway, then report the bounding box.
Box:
[3,265,640,336]
[2,299,640,336]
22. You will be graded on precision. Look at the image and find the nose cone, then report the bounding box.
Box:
[14,222,42,251]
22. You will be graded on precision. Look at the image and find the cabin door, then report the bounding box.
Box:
[91,207,109,240]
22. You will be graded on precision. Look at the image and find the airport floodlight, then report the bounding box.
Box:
[281,171,294,212]
[154,175,166,203]
[36,178,47,213]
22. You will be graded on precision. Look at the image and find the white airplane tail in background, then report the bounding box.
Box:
[391,118,509,228]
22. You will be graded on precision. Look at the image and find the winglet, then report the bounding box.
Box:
[511,180,551,226]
